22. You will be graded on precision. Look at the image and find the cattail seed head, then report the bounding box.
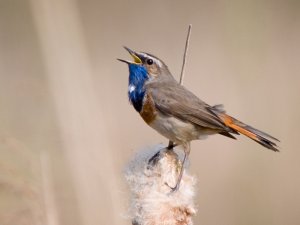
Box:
[125,145,196,225]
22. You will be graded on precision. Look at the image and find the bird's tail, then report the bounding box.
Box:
[219,114,280,152]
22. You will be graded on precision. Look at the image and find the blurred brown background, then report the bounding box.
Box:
[0,0,299,224]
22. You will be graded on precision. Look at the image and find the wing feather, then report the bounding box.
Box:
[146,79,229,131]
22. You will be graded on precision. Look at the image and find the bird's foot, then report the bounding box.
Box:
[147,150,161,167]
[165,182,180,194]
[148,142,177,167]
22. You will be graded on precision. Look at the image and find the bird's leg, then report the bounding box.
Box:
[168,142,190,193]
[167,141,175,150]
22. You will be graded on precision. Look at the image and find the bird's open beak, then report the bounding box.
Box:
[117,46,142,64]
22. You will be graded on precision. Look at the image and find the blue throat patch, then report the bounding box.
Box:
[128,64,149,112]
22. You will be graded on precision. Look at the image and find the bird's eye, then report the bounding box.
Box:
[146,58,153,65]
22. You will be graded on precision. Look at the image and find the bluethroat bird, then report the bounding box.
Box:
[118,47,279,191]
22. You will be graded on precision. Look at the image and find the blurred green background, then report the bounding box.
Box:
[0,0,299,224]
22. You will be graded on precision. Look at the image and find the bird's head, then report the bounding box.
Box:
[118,46,171,79]
[118,47,173,112]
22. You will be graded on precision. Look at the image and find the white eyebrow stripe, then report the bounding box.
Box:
[153,57,162,67]
[139,52,162,67]
[141,53,162,67]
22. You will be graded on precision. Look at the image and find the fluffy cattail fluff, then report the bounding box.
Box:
[125,144,196,225]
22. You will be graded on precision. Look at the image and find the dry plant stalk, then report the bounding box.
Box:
[179,24,192,85]
[125,145,196,225]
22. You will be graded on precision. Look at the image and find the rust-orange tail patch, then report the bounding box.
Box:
[220,114,279,152]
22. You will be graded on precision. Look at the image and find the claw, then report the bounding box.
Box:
[165,182,180,193]
[148,142,178,168]
[147,150,161,167]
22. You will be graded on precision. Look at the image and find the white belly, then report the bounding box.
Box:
[148,112,213,144]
